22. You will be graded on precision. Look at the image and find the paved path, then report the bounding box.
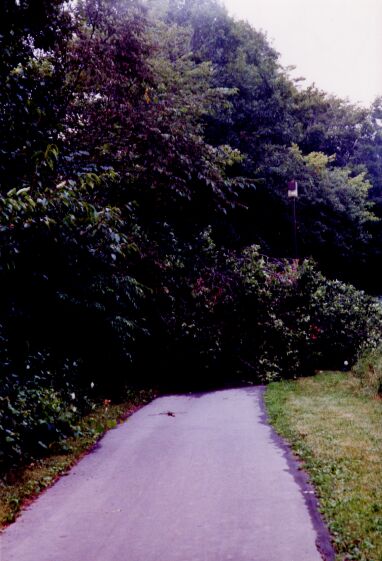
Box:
[1,387,334,561]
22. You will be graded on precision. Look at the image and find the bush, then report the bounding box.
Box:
[198,249,382,384]
[352,345,382,396]
[296,262,382,370]
[0,339,96,471]
[141,243,382,388]
[2,231,381,471]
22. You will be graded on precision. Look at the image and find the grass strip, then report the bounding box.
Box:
[0,389,155,529]
[265,372,382,561]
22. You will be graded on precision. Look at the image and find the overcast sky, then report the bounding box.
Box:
[222,0,382,106]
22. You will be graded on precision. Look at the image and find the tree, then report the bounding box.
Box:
[0,0,73,193]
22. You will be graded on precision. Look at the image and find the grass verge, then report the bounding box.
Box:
[0,389,155,529]
[265,372,382,561]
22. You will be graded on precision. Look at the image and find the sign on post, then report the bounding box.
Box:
[288,179,298,198]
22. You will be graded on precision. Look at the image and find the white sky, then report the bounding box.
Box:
[222,0,382,106]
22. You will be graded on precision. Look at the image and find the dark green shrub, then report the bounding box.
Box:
[0,347,90,471]
[301,265,382,370]
[231,253,382,382]
[137,240,382,388]
[352,345,382,396]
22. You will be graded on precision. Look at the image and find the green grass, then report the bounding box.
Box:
[0,390,155,528]
[265,372,382,561]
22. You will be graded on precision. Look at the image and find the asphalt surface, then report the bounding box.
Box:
[0,387,334,561]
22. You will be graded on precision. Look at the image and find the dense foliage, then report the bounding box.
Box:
[352,345,382,396]
[1,0,381,470]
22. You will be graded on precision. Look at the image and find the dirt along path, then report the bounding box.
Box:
[0,387,334,561]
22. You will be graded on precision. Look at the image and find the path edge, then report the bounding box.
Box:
[257,386,336,561]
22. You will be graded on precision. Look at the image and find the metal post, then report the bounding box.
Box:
[292,197,298,259]
[287,179,298,259]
